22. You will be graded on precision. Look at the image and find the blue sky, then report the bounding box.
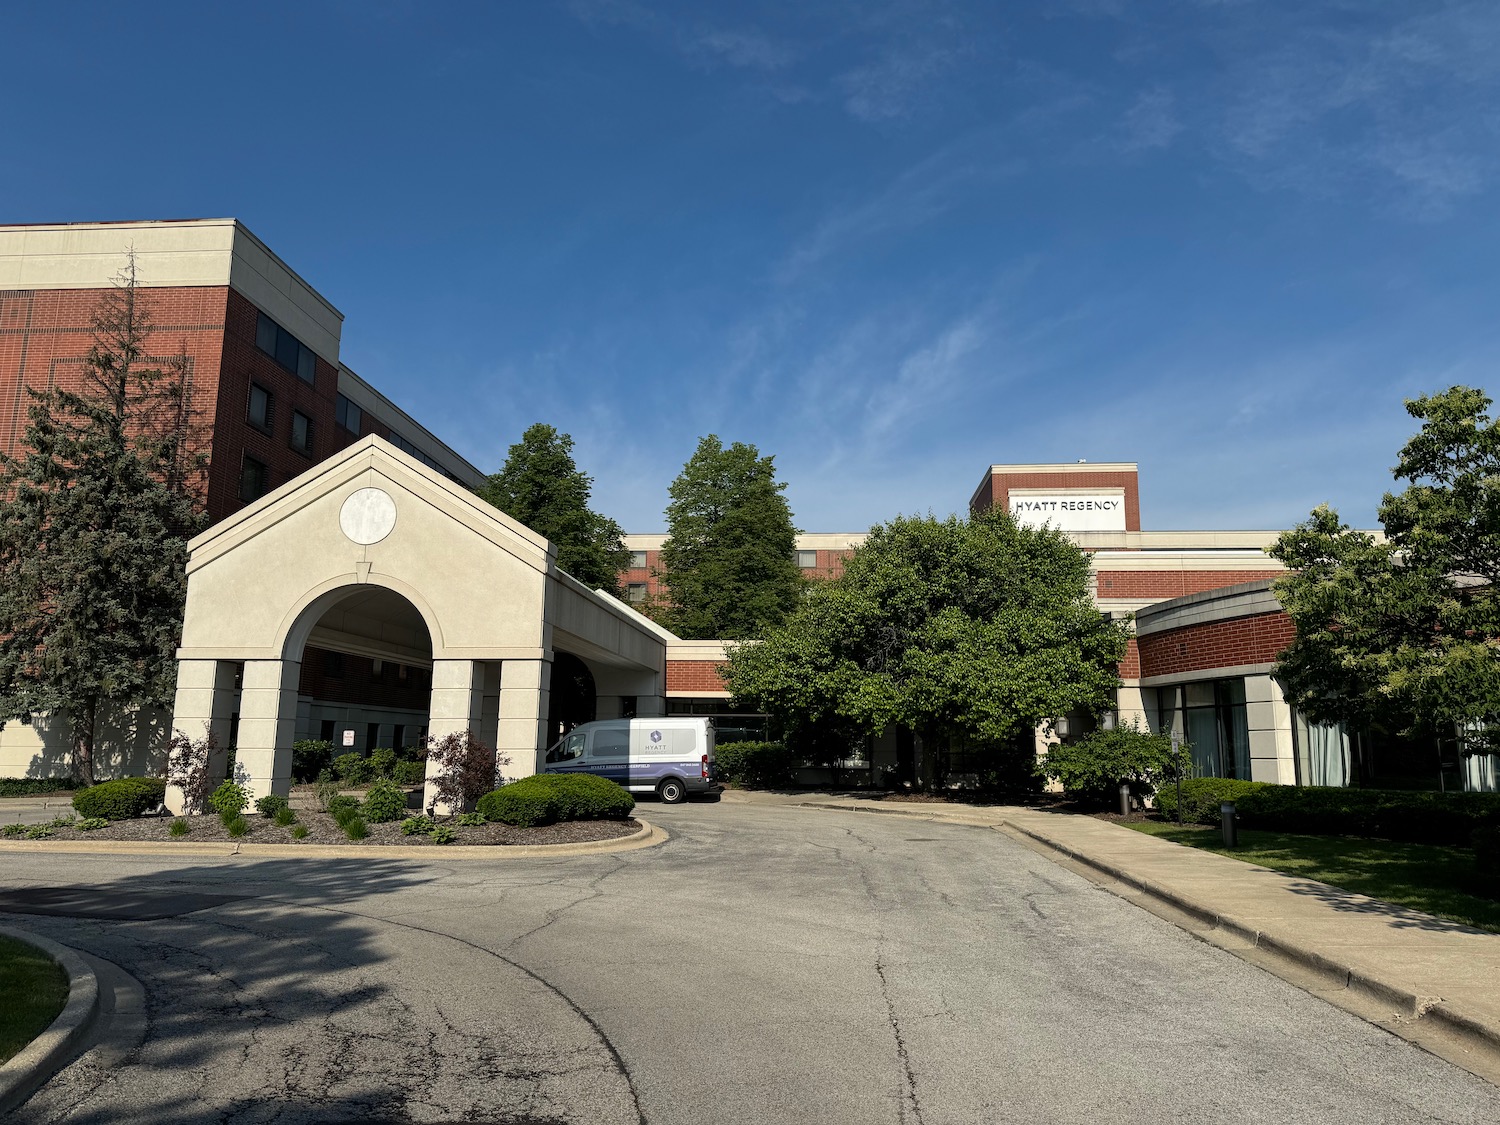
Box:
[5,1,1498,533]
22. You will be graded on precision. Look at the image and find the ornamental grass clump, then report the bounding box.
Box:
[290,824,309,840]
[169,818,190,837]
[224,815,250,838]
[273,806,297,827]
[343,816,369,841]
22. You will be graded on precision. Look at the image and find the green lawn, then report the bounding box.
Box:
[0,935,69,1063]
[1124,820,1500,934]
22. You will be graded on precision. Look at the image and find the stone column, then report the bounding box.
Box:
[498,659,551,781]
[235,660,301,804]
[424,659,485,811]
[166,659,240,813]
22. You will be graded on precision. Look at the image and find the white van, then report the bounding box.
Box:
[540,717,719,803]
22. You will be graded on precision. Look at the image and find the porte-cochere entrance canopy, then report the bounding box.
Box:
[170,436,667,809]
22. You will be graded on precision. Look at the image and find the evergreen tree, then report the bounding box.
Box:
[479,423,630,594]
[0,256,207,784]
[658,435,802,639]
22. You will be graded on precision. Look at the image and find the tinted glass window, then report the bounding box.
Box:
[297,344,316,383]
[255,313,278,354]
[238,455,268,503]
[291,410,312,454]
[248,384,270,430]
[592,728,630,759]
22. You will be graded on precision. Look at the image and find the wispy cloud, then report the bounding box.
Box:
[1119,86,1181,151]
[837,43,965,122]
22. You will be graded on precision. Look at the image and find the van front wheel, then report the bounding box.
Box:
[658,778,687,804]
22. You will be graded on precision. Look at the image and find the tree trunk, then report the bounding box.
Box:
[72,703,97,787]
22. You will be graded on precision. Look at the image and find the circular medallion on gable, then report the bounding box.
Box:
[340,488,397,545]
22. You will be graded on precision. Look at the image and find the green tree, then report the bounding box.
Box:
[658,435,802,639]
[724,508,1130,788]
[1270,386,1500,756]
[478,423,630,594]
[0,257,207,785]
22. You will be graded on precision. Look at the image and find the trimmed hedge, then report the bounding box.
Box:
[476,774,635,828]
[0,777,81,798]
[714,741,797,789]
[1155,778,1500,847]
[72,777,167,820]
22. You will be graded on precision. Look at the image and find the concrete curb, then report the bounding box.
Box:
[0,819,666,861]
[0,924,101,1117]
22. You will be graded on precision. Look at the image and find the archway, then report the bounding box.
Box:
[547,651,597,749]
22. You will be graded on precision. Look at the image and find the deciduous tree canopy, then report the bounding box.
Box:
[724,508,1130,786]
[1270,386,1500,754]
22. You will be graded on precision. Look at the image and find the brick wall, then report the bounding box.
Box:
[1118,637,1140,678]
[974,469,1141,531]
[297,645,434,709]
[621,547,856,606]
[666,659,730,694]
[1136,612,1296,678]
[1097,570,1282,599]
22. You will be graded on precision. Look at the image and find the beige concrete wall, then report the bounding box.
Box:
[0,709,168,781]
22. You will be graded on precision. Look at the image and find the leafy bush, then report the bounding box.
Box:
[1234,786,1500,847]
[0,777,81,797]
[76,817,109,831]
[1043,722,1187,803]
[274,806,297,827]
[401,815,435,836]
[368,748,398,779]
[3,823,26,837]
[73,777,168,820]
[255,794,290,818]
[1152,778,1266,824]
[392,760,426,786]
[476,774,634,828]
[427,730,507,812]
[333,753,374,785]
[208,780,249,818]
[456,812,485,827]
[169,818,190,837]
[430,825,456,844]
[362,779,410,823]
[25,825,52,839]
[291,739,334,783]
[714,741,797,788]
[225,816,249,837]
[290,824,309,840]
[343,816,369,841]
[167,725,218,814]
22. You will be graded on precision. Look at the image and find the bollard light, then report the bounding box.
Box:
[1220,800,1238,848]
[1119,781,1132,816]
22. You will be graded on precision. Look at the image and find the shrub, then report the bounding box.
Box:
[343,816,369,841]
[25,825,53,839]
[166,725,218,814]
[333,753,374,785]
[3,823,26,837]
[290,824,309,840]
[362,779,409,823]
[1234,786,1500,847]
[475,774,634,828]
[426,730,508,812]
[75,817,109,831]
[392,760,426,786]
[0,777,81,798]
[456,812,485,827]
[291,739,334,783]
[367,748,398,779]
[73,777,168,820]
[327,794,361,818]
[1043,722,1187,803]
[255,794,290,818]
[401,815,435,835]
[430,825,456,845]
[1152,778,1266,824]
[208,780,249,818]
[225,815,250,837]
[715,741,797,789]
[273,806,297,827]
[169,818,190,837]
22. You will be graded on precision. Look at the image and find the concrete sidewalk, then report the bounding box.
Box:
[725,789,1500,1080]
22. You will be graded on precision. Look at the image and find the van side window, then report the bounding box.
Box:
[592,729,629,760]
[548,732,586,762]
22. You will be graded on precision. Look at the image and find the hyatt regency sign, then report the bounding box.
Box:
[1009,490,1127,532]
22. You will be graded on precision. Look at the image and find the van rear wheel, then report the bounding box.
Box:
[658,778,687,804]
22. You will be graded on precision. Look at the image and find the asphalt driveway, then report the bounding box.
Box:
[2,800,1497,1124]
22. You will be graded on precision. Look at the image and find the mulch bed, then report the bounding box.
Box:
[15,811,642,848]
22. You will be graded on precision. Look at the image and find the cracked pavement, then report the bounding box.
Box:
[4,802,1500,1123]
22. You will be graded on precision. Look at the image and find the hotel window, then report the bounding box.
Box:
[247,383,272,432]
[238,455,269,503]
[629,550,648,569]
[255,311,317,384]
[1152,679,1250,780]
[335,393,363,434]
[290,410,313,455]
[626,583,648,605]
[796,550,818,569]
